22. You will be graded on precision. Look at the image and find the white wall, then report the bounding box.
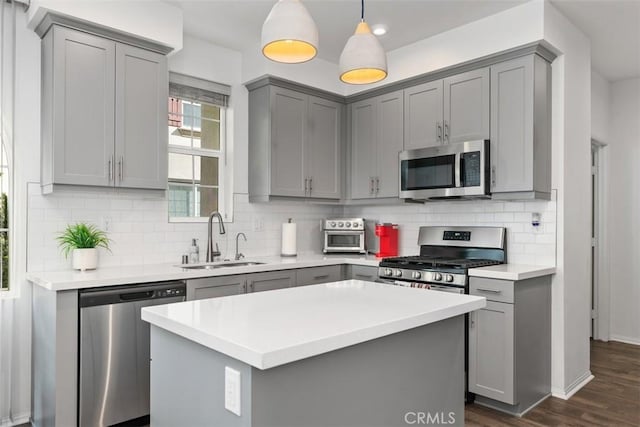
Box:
[543,0,593,396]
[609,77,640,345]
[27,0,183,51]
[591,70,611,144]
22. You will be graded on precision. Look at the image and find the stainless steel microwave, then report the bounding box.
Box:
[399,140,490,200]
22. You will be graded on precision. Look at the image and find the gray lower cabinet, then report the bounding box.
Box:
[40,24,168,193]
[247,270,296,293]
[490,55,551,199]
[468,275,551,416]
[187,275,246,301]
[295,265,343,286]
[350,90,404,199]
[347,265,379,282]
[248,80,342,201]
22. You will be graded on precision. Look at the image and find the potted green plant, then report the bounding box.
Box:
[57,223,111,271]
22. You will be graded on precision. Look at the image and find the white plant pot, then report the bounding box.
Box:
[72,248,98,271]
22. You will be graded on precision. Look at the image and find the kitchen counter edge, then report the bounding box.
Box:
[468,264,556,281]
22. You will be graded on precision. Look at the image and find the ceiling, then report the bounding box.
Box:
[551,0,640,81]
[171,0,526,62]
[171,0,640,82]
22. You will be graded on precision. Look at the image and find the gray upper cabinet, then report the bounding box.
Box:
[443,67,490,144]
[402,67,488,150]
[41,24,168,193]
[404,81,443,150]
[248,81,342,201]
[306,96,342,199]
[350,90,403,199]
[490,55,551,199]
[115,44,168,190]
[45,26,115,188]
[270,87,307,197]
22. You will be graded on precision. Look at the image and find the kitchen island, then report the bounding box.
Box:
[142,280,485,427]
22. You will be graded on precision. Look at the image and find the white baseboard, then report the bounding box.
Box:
[0,412,30,427]
[610,335,640,346]
[551,371,594,400]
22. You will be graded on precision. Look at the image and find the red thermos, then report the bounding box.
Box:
[375,223,398,258]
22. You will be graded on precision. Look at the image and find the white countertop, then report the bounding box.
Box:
[141,280,486,369]
[26,254,381,291]
[468,264,556,281]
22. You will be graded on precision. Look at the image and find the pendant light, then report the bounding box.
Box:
[261,0,319,64]
[339,0,387,85]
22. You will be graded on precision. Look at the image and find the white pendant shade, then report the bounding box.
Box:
[339,21,388,85]
[261,0,319,64]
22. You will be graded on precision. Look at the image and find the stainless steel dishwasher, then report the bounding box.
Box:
[79,281,186,427]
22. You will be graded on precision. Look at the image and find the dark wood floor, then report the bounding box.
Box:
[465,340,640,426]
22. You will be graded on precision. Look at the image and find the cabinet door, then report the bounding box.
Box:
[270,87,307,197]
[115,44,168,190]
[444,68,490,143]
[468,301,515,404]
[295,265,342,286]
[247,270,295,293]
[490,57,534,193]
[404,81,443,150]
[376,91,404,198]
[307,96,341,199]
[187,276,246,301]
[350,99,378,199]
[349,265,378,282]
[51,27,115,187]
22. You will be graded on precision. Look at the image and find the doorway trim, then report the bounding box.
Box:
[591,139,610,341]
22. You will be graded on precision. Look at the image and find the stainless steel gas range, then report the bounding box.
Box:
[378,226,506,292]
[377,225,506,403]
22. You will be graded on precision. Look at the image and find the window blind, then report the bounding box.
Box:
[169,72,230,107]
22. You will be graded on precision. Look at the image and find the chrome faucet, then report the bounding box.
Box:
[206,211,226,262]
[235,232,247,260]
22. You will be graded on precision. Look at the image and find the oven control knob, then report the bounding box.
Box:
[445,274,454,283]
[412,271,422,280]
[433,273,443,281]
[394,269,403,277]
[330,221,336,227]
[338,222,344,227]
[345,222,351,228]
[353,222,360,228]
[384,268,393,276]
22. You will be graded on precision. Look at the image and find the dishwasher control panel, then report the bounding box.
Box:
[157,288,185,298]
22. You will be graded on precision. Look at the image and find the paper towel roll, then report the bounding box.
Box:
[281,221,297,257]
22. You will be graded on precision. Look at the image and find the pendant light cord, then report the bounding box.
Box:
[361,0,364,20]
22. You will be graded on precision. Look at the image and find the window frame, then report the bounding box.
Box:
[167,97,230,223]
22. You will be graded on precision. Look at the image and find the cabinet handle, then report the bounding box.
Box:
[375,177,380,194]
[476,288,502,294]
[436,121,442,143]
[242,283,247,293]
[309,177,313,194]
[249,282,254,292]
[444,120,449,143]
[304,178,308,195]
[470,312,475,328]
[491,166,496,188]
[118,156,123,182]
[369,177,374,195]
[108,156,113,182]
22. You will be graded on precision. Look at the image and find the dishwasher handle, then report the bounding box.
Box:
[119,290,155,302]
[79,281,186,308]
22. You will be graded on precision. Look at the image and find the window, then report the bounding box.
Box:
[167,73,230,221]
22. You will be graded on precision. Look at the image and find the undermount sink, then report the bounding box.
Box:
[180,261,265,270]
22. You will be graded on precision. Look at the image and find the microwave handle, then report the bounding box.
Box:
[454,152,461,188]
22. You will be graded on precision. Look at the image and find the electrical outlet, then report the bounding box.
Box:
[224,366,241,416]
[102,216,111,232]
[252,216,264,232]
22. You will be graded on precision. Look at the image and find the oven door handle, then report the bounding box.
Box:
[454,152,462,188]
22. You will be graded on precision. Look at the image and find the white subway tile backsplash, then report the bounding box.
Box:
[27,182,557,272]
